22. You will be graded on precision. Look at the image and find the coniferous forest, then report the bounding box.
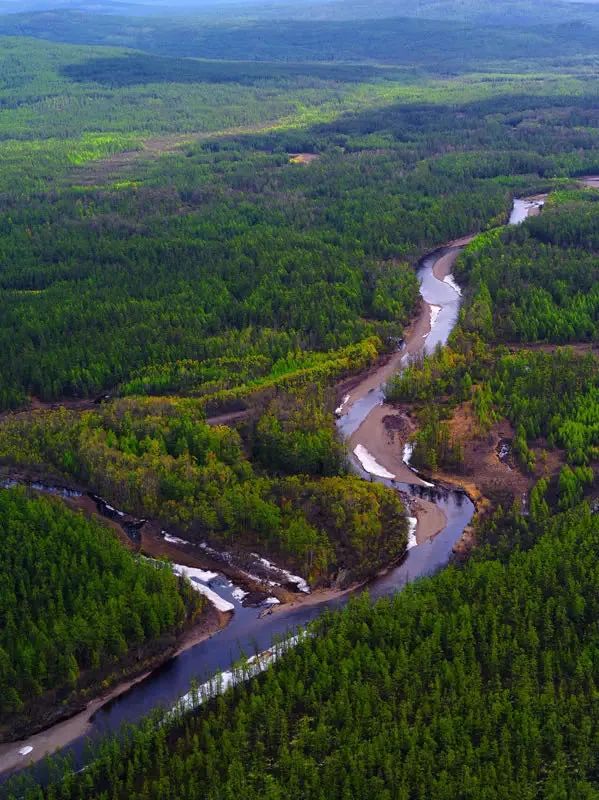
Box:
[0,487,204,739]
[2,0,599,797]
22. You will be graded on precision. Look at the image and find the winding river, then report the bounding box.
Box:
[0,196,542,782]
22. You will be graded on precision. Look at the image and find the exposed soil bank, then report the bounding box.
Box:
[289,153,320,164]
[139,523,294,605]
[579,175,599,189]
[412,496,447,544]
[337,238,479,546]
[431,239,474,281]
[349,405,426,486]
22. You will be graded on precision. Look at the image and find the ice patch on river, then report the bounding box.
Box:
[429,304,442,330]
[443,274,462,295]
[171,563,218,583]
[231,586,248,601]
[407,516,418,550]
[353,444,395,479]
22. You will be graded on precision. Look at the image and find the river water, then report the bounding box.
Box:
[1,196,536,783]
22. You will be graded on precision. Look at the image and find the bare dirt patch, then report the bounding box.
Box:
[349,403,426,486]
[411,496,447,544]
[432,240,474,281]
[428,400,567,554]
[289,153,320,165]
[69,121,280,186]
[437,402,530,507]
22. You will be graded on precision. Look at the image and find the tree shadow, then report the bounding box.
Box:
[60,52,395,88]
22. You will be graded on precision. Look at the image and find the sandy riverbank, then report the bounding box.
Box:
[431,241,474,282]
[336,240,478,546]
[349,404,427,487]
[580,176,599,189]
[0,606,230,776]
[340,239,472,426]
[412,496,447,544]
[343,353,449,542]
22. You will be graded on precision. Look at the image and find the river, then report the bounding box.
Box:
[0,195,542,783]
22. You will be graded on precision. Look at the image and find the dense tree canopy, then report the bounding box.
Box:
[0,399,407,582]
[455,192,599,344]
[10,504,599,800]
[2,17,599,797]
[0,487,203,735]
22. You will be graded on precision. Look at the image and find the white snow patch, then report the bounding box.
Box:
[172,563,219,583]
[200,541,233,563]
[197,542,310,594]
[191,584,235,613]
[353,444,395,480]
[241,568,275,586]
[163,531,190,546]
[171,634,305,717]
[18,746,33,756]
[171,564,233,612]
[335,394,351,416]
[102,502,125,517]
[443,274,462,296]
[407,516,418,550]
[401,443,435,487]
[263,597,281,606]
[231,586,248,602]
[283,573,310,593]
[252,555,310,594]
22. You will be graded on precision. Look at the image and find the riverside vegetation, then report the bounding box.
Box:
[1,1,599,795]
[386,189,599,486]
[7,505,599,799]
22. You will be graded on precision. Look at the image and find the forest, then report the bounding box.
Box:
[455,191,599,343]
[7,502,599,799]
[386,191,599,492]
[1,2,599,796]
[4,8,599,69]
[0,395,408,582]
[0,486,204,738]
[2,60,599,407]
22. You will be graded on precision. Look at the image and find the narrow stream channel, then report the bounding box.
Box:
[0,196,538,784]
